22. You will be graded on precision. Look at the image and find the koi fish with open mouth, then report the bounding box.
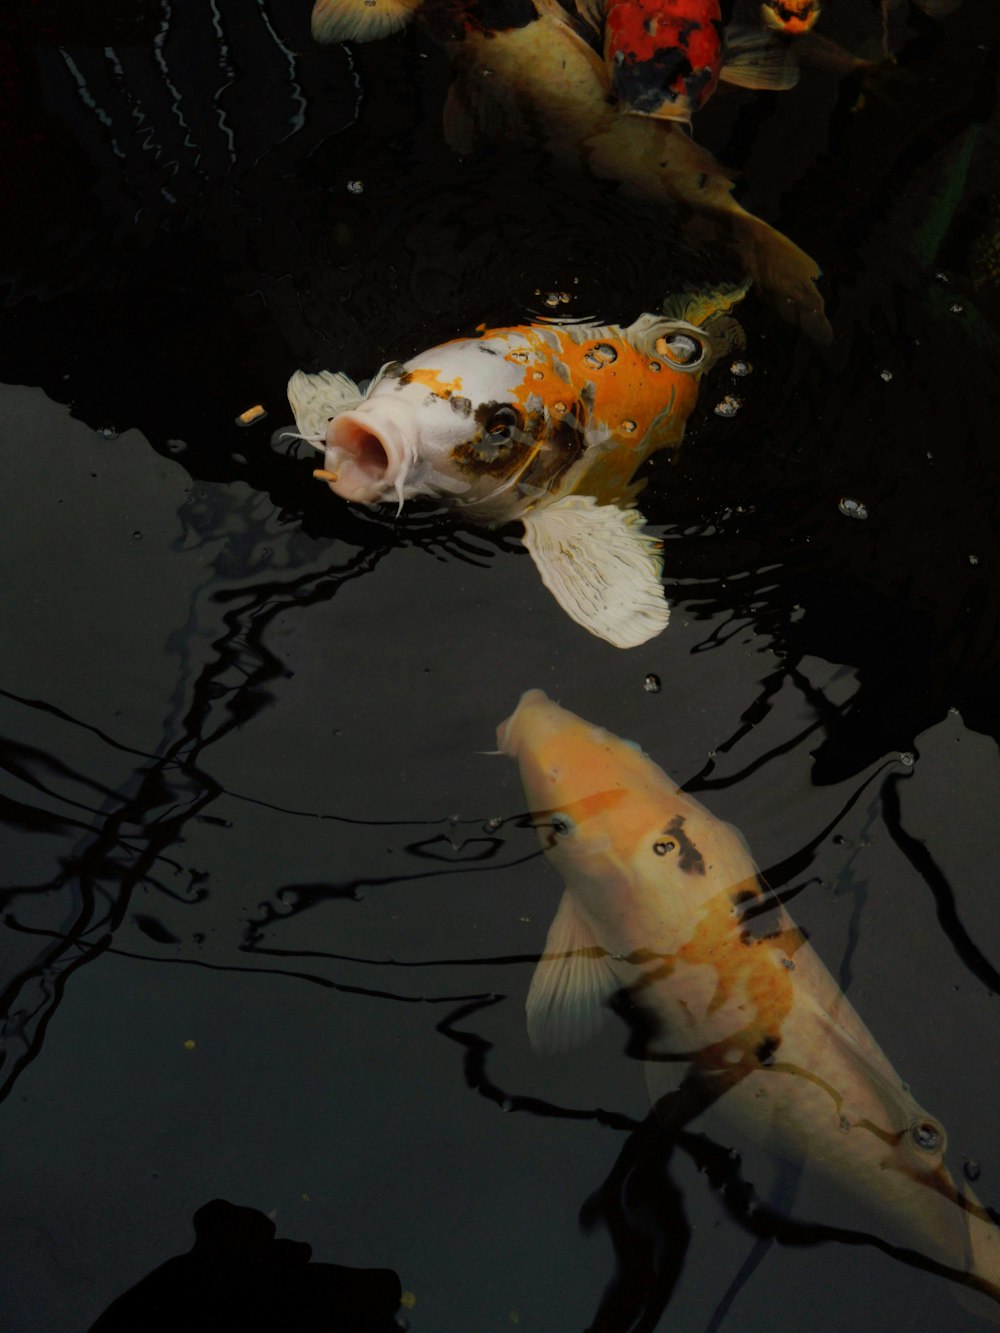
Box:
[288,284,745,648]
[498,688,1000,1310]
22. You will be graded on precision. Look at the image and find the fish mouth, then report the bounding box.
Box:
[496,689,553,756]
[321,408,406,505]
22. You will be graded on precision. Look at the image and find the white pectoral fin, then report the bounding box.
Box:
[286,369,364,441]
[522,496,669,649]
[526,890,620,1055]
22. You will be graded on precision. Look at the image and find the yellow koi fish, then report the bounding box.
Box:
[498,688,1000,1306]
[288,285,745,648]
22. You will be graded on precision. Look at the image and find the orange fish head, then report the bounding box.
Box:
[761,0,821,35]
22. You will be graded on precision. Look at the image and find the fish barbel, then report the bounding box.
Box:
[498,688,1000,1306]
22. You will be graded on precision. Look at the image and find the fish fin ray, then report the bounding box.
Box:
[287,369,363,440]
[311,0,422,43]
[522,496,669,649]
[527,890,619,1053]
[721,26,801,91]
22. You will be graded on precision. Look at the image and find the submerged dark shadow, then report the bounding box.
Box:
[89,1198,402,1333]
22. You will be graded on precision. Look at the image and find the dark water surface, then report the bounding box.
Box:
[2,0,1000,1329]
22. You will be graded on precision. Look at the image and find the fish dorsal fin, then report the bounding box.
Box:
[721,26,801,91]
[287,368,364,441]
[659,280,751,329]
[311,0,422,44]
[527,889,620,1054]
[521,495,669,649]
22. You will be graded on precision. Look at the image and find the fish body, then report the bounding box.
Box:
[311,0,829,340]
[604,0,726,121]
[289,288,745,647]
[604,0,800,124]
[498,689,1000,1304]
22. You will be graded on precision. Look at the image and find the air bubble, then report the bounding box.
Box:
[965,1159,981,1182]
[899,751,915,767]
[838,497,869,520]
[949,302,964,315]
[96,425,118,439]
[643,673,661,693]
[880,369,893,383]
[346,179,364,194]
[714,396,741,418]
[621,419,637,434]
[653,840,675,856]
[969,554,980,565]
[730,361,752,377]
[911,1120,942,1151]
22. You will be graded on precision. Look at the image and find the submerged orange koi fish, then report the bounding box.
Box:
[289,286,745,647]
[498,689,1000,1307]
[311,0,830,340]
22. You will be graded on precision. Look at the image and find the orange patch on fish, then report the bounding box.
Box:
[404,366,465,396]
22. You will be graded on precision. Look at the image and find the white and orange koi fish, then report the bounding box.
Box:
[498,688,1000,1307]
[288,285,745,648]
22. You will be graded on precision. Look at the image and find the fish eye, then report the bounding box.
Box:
[653,839,677,856]
[655,332,706,368]
[550,813,574,837]
[909,1119,944,1154]
[484,405,521,440]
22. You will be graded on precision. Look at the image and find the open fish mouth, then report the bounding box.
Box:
[322,409,406,505]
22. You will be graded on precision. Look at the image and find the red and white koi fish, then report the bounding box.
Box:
[288,286,746,648]
[498,688,1000,1307]
[605,0,799,124]
[310,0,830,340]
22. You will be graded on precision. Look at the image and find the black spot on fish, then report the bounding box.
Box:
[755,1035,781,1067]
[451,396,472,417]
[452,401,533,477]
[395,370,414,388]
[732,887,757,909]
[663,815,705,875]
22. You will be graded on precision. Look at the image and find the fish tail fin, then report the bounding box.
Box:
[311,0,423,44]
[721,25,801,91]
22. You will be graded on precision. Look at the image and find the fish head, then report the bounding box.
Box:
[761,0,821,35]
[314,337,536,510]
[497,689,754,939]
[316,332,568,516]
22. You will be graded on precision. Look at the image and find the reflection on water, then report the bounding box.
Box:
[1,0,999,1328]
